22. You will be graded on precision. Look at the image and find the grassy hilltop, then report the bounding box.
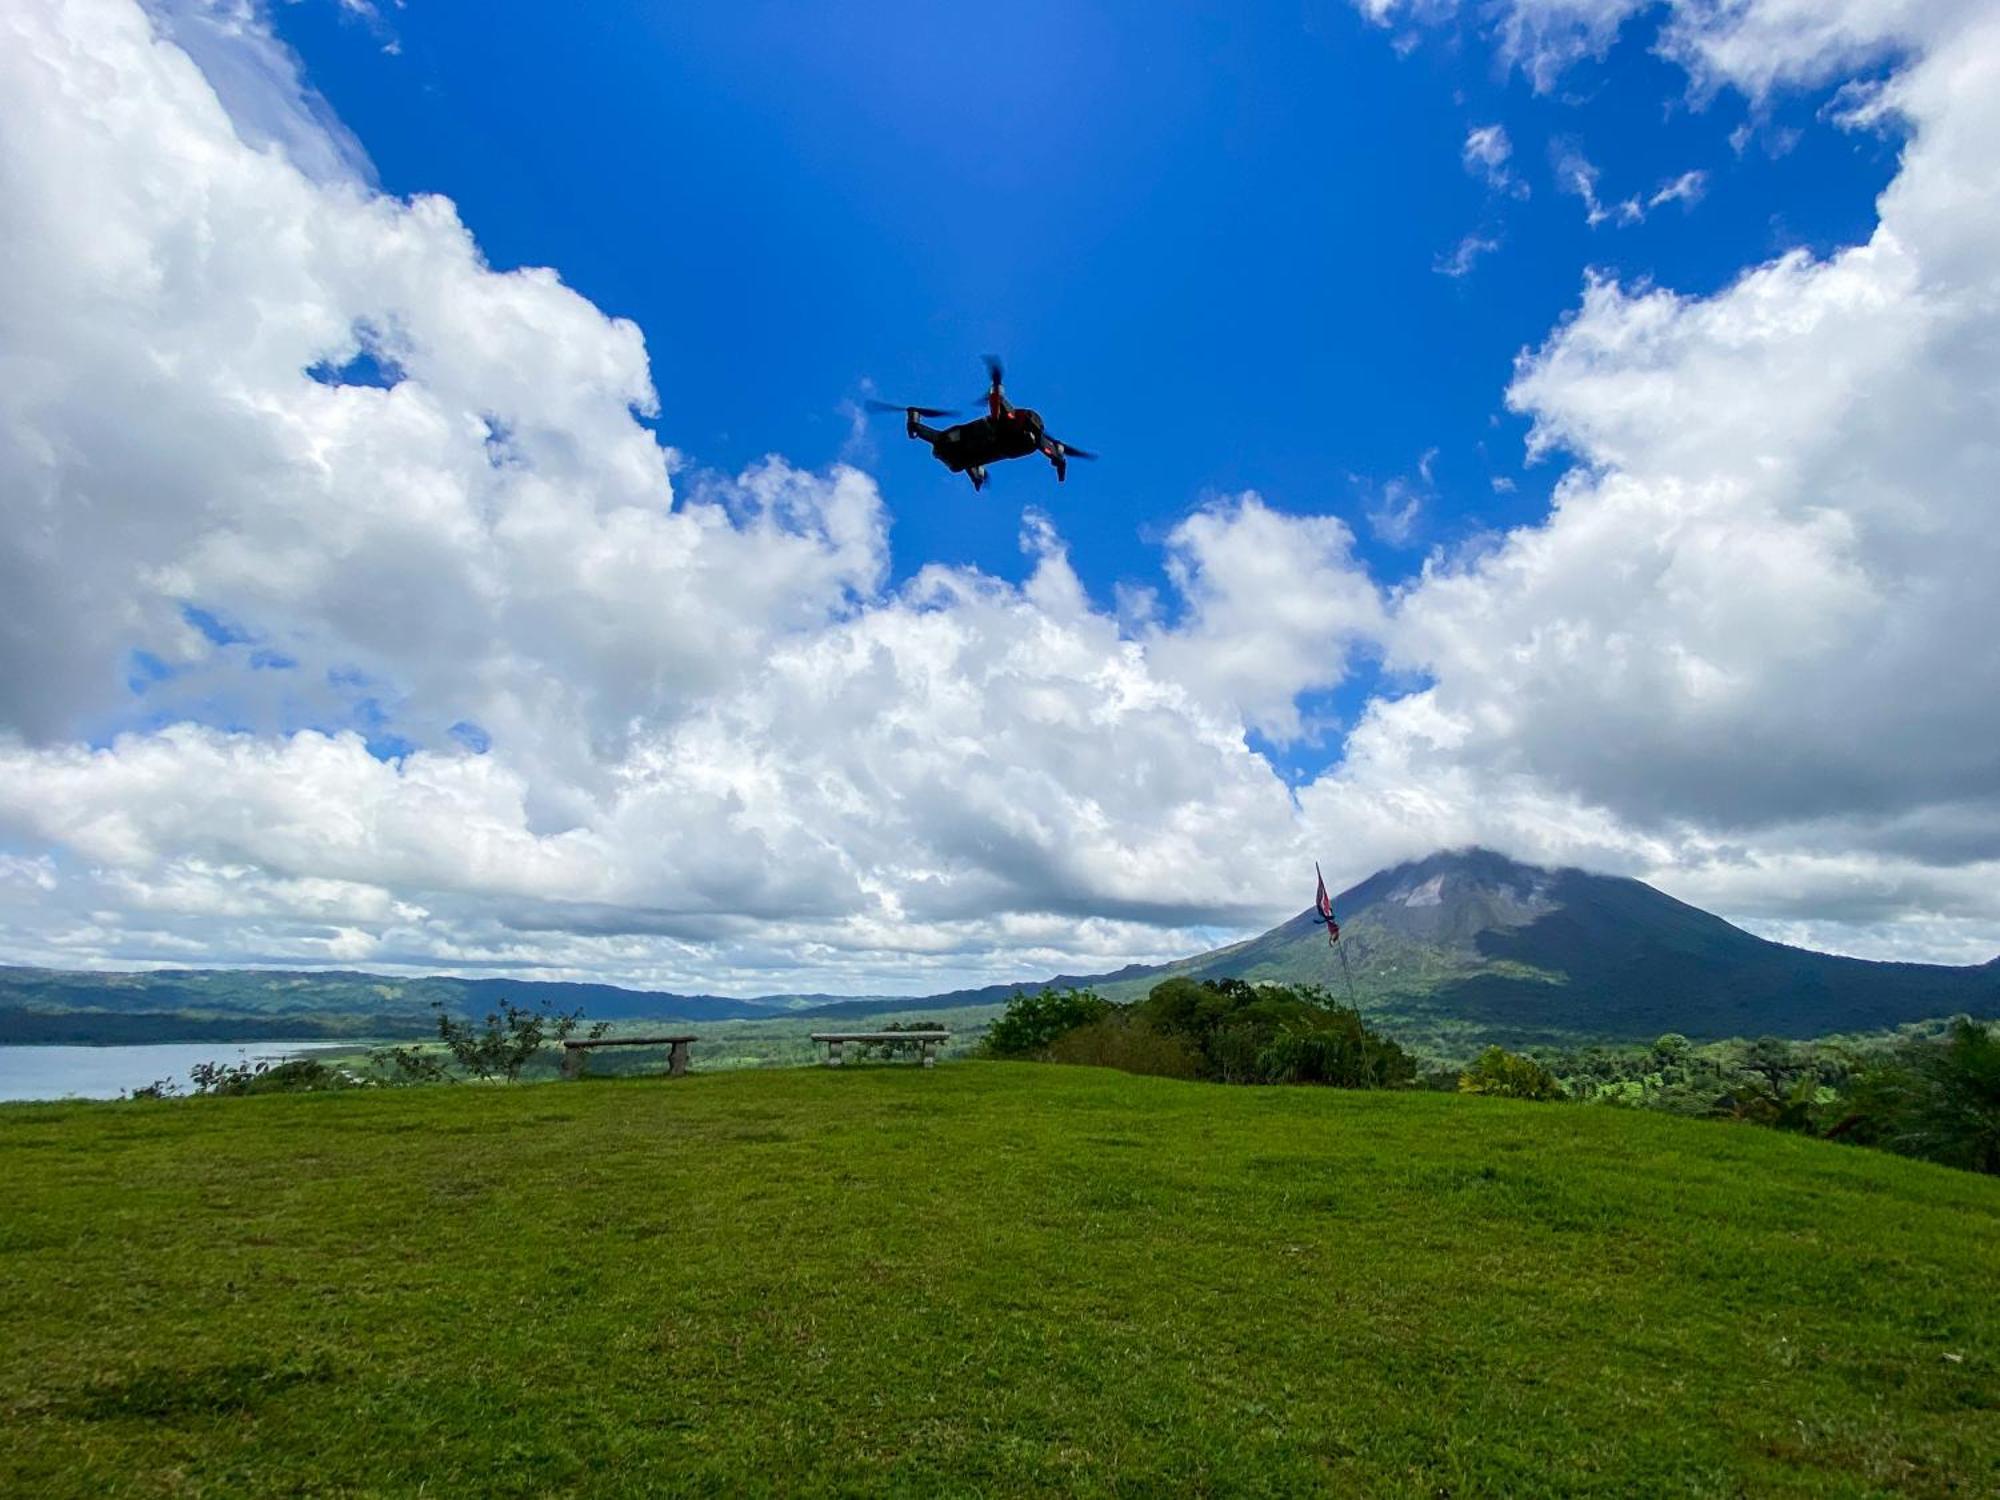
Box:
[4,1065,1998,1497]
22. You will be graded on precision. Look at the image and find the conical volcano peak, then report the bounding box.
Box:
[899,847,1997,1044]
[1342,847,1559,908]
[1329,848,1563,949]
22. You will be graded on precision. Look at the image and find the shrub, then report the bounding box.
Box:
[1458,1047,1566,1101]
[983,988,1113,1059]
[188,1057,356,1096]
[1133,977,1416,1089]
[440,999,605,1082]
[1260,1017,1418,1089]
[1045,1014,1202,1079]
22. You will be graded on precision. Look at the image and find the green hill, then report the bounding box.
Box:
[0,966,849,1044]
[4,1065,1996,1496]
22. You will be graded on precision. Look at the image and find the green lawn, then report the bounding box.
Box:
[3,1063,1996,1497]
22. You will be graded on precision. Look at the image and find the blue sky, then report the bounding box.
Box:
[274,0,1894,606]
[5,0,1996,989]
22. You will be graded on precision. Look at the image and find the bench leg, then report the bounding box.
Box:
[921,1040,936,1069]
[827,1040,843,1068]
[668,1040,689,1078]
[560,1048,581,1081]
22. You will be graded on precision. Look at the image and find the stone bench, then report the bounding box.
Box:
[810,1030,949,1068]
[559,1034,697,1080]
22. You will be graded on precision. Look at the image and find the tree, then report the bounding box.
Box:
[1836,1018,2000,1174]
[1459,1046,1566,1102]
[983,988,1113,1058]
[376,1000,606,1083]
[1135,978,1415,1088]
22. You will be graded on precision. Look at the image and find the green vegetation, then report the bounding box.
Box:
[982,986,1114,1058]
[1459,1045,1565,1101]
[0,966,836,1046]
[376,998,607,1084]
[1522,1018,2000,1177]
[1830,1018,2000,1174]
[988,978,1418,1089]
[980,982,2000,1180]
[4,1065,1997,1495]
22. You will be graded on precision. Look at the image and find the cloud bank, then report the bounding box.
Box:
[3,0,1999,988]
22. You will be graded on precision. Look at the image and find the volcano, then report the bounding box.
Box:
[954,848,2000,1044]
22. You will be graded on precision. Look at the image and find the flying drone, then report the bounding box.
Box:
[866,357,1097,492]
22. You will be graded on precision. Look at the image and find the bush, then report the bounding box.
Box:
[1132,977,1416,1089]
[1459,1047,1565,1101]
[1259,1016,1419,1089]
[372,999,606,1084]
[1045,1014,1202,1079]
[986,975,1415,1091]
[188,1057,356,1096]
[983,988,1113,1059]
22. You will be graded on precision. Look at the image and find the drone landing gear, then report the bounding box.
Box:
[1042,443,1067,483]
[968,466,988,492]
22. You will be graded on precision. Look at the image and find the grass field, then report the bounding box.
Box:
[3,1063,1997,1497]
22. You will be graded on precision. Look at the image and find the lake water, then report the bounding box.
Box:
[0,1042,351,1103]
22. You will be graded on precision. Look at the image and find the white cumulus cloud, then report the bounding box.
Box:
[5,0,2000,993]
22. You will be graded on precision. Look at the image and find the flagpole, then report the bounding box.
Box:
[1316,860,1362,1009]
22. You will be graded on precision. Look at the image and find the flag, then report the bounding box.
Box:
[1314,862,1340,946]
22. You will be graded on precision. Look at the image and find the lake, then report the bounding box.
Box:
[0,1042,351,1102]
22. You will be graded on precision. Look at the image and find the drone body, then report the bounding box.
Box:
[867,358,1096,492]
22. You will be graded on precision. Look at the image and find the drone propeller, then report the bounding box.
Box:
[863,399,958,418]
[1048,437,1098,460]
[982,354,1005,390]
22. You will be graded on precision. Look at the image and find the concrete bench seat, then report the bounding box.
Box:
[559,1034,698,1080]
[810,1030,949,1068]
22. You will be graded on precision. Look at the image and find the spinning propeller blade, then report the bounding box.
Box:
[982,354,1005,390]
[864,399,957,418]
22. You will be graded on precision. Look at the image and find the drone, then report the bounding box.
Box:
[866,357,1097,492]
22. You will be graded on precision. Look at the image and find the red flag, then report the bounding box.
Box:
[1314,862,1340,946]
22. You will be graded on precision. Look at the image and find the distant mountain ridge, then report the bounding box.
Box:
[0,966,876,1044]
[4,849,1996,1045]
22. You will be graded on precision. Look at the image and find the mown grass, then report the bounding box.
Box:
[2,1062,1997,1497]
